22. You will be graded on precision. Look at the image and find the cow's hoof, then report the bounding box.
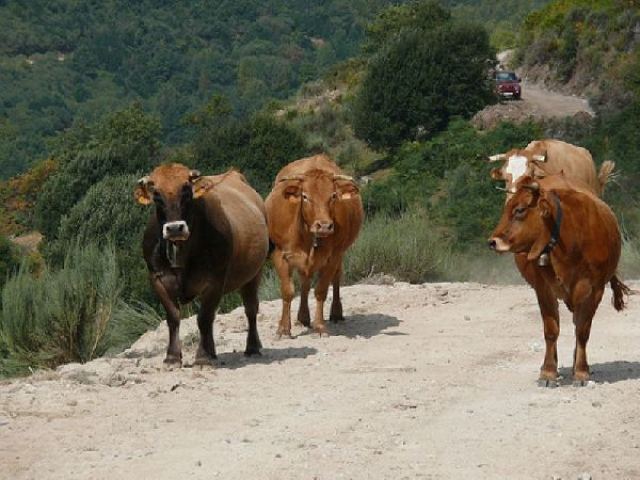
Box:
[276,330,293,340]
[313,325,329,337]
[163,354,182,369]
[193,354,216,368]
[329,314,345,323]
[537,378,559,388]
[296,315,311,328]
[244,347,262,357]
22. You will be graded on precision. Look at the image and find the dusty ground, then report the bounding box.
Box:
[1,281,640,480]
[472,83,593,131]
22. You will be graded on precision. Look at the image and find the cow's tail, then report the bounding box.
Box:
[598,160,616,193]
[610,274,631,311]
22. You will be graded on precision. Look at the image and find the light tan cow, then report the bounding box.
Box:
[265,154,363,337]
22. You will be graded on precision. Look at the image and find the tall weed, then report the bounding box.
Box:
[0,243,160,376]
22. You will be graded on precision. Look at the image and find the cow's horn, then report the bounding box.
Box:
[278,175,304,182]
[189,169,201,180]
[333,174,354,181]
[488,153,507,162]
[532,154,546,162]
[523,182,540,192]
[138,176,150,186]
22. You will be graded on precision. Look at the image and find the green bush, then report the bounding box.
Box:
[45,174,152,303]
[34,104,161,239]
[0,235,21,287]
[344,209,451,284]
[0,243,160,376]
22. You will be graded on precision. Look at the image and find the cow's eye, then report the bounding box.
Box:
[302,192,310,202]
[513,206,527,218]
[331,192,338,201]
[153,192,163,205]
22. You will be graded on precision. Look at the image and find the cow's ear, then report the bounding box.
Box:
[538,197,553,218]
[337,181,359,200]
[134,185,152,205]
[134,177,153,205]
[283,184,301,202]
[490,167,504,180]
[192,177,214,198]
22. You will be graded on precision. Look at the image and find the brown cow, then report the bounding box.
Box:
[489,174,630,386]
[265,154,363,337]
[134,163,269,366]
[488,139,615,197]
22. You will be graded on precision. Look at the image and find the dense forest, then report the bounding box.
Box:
[0,0,400,177]
[1,0,639,377]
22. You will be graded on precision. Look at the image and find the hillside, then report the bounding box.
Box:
[514,0,640,111]
[0,0,397,178]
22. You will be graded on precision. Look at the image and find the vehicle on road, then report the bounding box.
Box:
[496,71,521,100]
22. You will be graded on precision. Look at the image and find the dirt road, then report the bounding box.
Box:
[520,81,594,118]
[2,282,640,479]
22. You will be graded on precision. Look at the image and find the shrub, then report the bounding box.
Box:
[0,243,160,376]
[34,104,161,239]
[344,209,451,284]
[0,235,21,287]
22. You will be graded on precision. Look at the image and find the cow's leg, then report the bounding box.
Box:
[313,263,340,336]
[241,272,262,356]
[194,287,223,366]
[572,285,603,385]
[273,249,295,338]
[329,261,345,323]
[297,274,312,327]
[535,283,560,386]
[150,274,183,366]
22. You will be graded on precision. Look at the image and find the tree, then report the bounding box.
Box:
[34,104,161,239]
[353,4,495,150]
[46,174,152,303]
[189,96,308,195]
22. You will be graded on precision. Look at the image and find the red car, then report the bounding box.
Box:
[496,71,521,100]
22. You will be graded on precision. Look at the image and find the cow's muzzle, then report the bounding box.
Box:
[163,221,190,241]
[488,237,510,253]
[310,220,334,238]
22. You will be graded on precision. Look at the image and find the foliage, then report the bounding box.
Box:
[344,208,451,283]
[362,119,544,243]
[0,0,399,178]
[515,0,640,111]
[0,158,57,236]
[353,3,496,150]
[0,235,21,288]
[45,174,152,303]
[189,96,309,195]
[0,243,161,377]
[34,104,161,239]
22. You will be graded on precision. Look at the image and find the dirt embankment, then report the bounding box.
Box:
[2,281,640,480]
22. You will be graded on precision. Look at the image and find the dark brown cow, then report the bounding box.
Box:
[265,154,363,337]
[134,163,269,366]
[489,174,630,386]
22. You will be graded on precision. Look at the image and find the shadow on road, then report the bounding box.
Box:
[212,346,318,370]
[557,360,640,385]
[327,313,402,339]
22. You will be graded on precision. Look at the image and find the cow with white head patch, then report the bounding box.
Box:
[488,139,615,200]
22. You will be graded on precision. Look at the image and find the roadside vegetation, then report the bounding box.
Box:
[1,0,639,377]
